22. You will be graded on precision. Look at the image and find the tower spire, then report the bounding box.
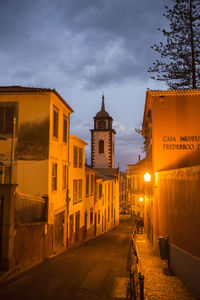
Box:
[101,95,105,111]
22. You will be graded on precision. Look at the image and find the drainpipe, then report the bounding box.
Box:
[66,114,70,248]
[10,117,16,184]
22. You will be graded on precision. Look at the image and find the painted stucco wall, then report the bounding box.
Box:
[0,93,50,163]
[111,131,115,168]
[84,168,95,233]
[48,93,71,226]
[68,135,87,232]
[0,92,50,194]
[155,167,200,259]
[153,166,200,298]
[93,131,110,168]
[0,91,72,228]
[151,94,200,172]
[15,160,48,197]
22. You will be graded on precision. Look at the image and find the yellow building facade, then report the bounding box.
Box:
[68,135,88,245]
[0,86,73,252]
[0,86,120,270]
[126,161,145,218]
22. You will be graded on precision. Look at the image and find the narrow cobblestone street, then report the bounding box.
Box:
[0,218,198,299]
[135,233,197,300]
[0,218,132,300]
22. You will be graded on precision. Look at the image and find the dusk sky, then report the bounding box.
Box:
[0,0,168,170]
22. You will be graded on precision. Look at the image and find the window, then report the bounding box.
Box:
[112,182,113,200]
[99,120,106,130]
[73,180,78,204]
[52,163,57,191]
[108,205,110,222]
[0,104,16,134]
[99,183,102,198]
[99,140,104,153]
[95,183,98,202]
[128,178,131,189]
[91,174,94,195]
[79,148,83,168]
[0,166,2,183]
[78,179,82,202]
[98,210,100,224]
[108,183,110,203]
[0,165,11,184]
[53,106,59,138]
[63,114,67,143]
[62,165,66,189]
[90,208,93,225]
[73,146,83,168]
[69,214,74,242]
[111,202,113,218]
[73,179,82,204]
[5,167,11,184]
[73,146,78,168]
[86,174,89,197]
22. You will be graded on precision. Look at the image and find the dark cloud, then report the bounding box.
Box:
[0,0,166,170]
[0,0,166,88]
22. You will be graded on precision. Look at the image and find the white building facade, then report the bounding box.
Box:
[90,96,116,168]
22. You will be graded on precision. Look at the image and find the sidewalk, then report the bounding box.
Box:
[135,233,197,300]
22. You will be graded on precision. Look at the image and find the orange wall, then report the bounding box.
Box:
[155,167,200,258]
[152,94,200,171]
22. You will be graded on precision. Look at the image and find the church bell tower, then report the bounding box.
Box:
[90,96,116,168]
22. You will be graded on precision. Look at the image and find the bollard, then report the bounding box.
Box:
[139,273,144,300]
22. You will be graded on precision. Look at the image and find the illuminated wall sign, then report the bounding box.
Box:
[162,136,200,150]
[151,93,200,171]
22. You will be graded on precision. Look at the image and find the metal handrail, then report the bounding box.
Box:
[129,227,144,300]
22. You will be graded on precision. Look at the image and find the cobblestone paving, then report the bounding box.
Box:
[135,234,197,300]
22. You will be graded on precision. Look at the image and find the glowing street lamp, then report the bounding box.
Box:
[139,196,144,202]
[144,172,151,182]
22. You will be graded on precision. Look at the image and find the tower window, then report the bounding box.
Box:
[99,120,105,130]
[99,140,104,153]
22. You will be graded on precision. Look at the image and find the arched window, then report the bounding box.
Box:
[99,140,104,153]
